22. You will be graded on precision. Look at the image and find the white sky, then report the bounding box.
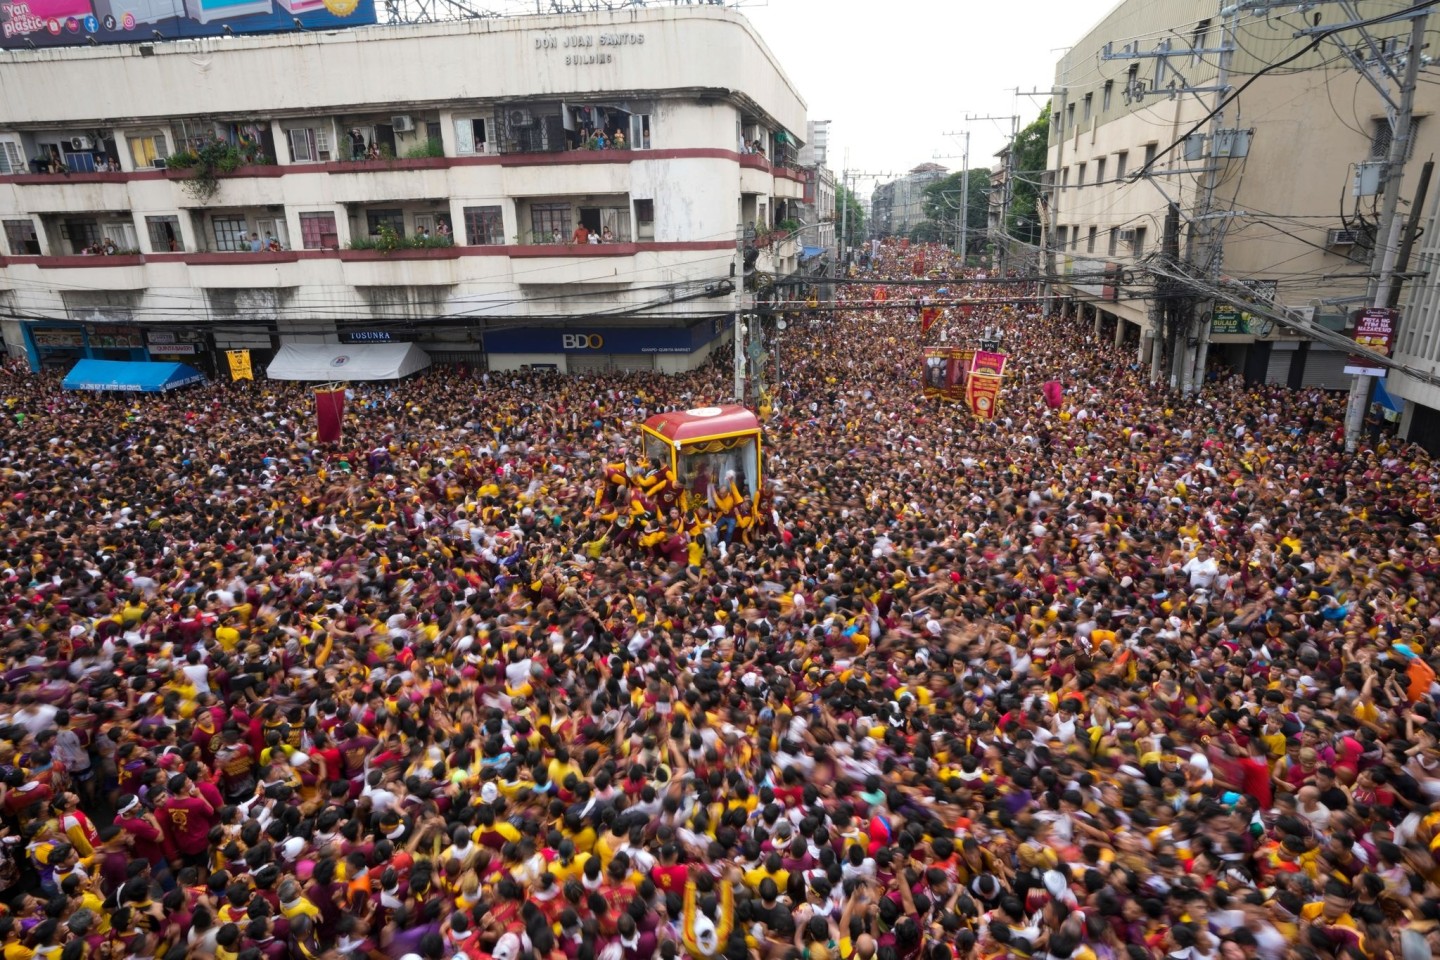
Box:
[741,0,1117,194]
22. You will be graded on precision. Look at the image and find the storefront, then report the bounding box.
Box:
[483,318,731,374]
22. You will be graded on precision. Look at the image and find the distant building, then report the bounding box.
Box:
[871,163,947,238]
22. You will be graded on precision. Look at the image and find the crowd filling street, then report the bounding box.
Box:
[2,242,1440,960]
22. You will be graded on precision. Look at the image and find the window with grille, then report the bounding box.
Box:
[464,206,504,245]
[299,212,339,249]
[3,219,38,254]
[62,219,100,254]
[146,216,182,252]
[173,120,213,153]
[212,216,249,252]
[454,118,489,156]
[287,127,332,163]
[1095,158,1106,185]
[128,134,168,168]
[530,203,571,243]
[366,209,405,237]
[1371,117,1421,160]
[1087,226,1097,253]
[1144,143,1157,167]
[1077,163,1086,188]
[1115,151,1128,178]
[0,141,23,175]
[1108,227,1119,256]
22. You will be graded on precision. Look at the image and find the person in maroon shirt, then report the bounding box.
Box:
[159,773,216,871]
[114,793,173,867]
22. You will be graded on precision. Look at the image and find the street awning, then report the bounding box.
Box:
[266,343,431,381]
[1375,377,1404,415]
[62,359,205,392]
[800,246,825,261]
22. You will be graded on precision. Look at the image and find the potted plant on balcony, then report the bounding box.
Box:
[164,137,247,204]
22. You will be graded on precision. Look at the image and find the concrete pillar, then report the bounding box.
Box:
[1093,309,1103,338]
[1115,318,1126,348]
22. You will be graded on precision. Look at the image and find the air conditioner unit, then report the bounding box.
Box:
[1326,228,1359,247]
[391,115,415,133]
[69,136,94,151]
[1118,229,1137,242]
[152,158,167,169]
[507,108,534,128]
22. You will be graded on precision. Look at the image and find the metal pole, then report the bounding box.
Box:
[733,233,745,401]
[960,131,970,260]
[1345,4,1428,451]
[1043,90,1067,317]
[1183,1,1237,396]
[839,167,848,269]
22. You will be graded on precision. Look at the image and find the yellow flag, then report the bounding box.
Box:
[226,349,253,381]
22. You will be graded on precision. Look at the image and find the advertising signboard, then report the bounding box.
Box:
[1344,307,1398,376]
[1,0,376,50]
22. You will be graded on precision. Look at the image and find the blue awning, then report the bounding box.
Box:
[800,245,825,260]
[62,359,206,393]
[1374,377,1404,414]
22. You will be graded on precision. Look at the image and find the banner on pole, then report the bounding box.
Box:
[970,350,1009,379]
[1344,307,1397,376]
[315,387,346,443]
[966,373,1002,420]
[922,347,968,401]
[920,307,940,336]
[226,350,253,381]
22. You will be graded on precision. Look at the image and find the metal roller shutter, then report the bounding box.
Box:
[1300,349,1352,391]
[1265,346,1293,385]
[567,355,611,374]
[609,354,654,372]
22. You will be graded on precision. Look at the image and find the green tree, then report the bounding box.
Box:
[836,184,865,253]
[1007,105,1050,246]
[920,168,992,254]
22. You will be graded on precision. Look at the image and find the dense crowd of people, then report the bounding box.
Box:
[1,242,1439,960]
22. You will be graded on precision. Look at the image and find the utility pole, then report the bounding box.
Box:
[733,227,746,401]
[969,111,1021,273]
[937,131,970,258]
[1344,3,1429,451]
[1101,4,1242,393]
[1018,88,1067,316]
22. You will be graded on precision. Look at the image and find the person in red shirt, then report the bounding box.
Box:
[650,843,687,895]
[114,793,173,867]
[1239,738,1273,810]
[159,774,216,873]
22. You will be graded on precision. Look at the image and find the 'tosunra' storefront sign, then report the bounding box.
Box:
[535,31,645,65]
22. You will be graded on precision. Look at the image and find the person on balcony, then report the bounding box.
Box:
[601,226,615,243]
[349,129,366,161]
[571,224,590,245]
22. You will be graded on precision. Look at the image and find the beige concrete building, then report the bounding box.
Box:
[0,5,808,375]
[1044,0,1440,390]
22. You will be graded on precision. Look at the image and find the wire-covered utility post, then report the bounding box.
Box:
[1344,3,1429,452]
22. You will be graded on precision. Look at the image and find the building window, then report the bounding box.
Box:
[1144,143,1157,168]
[529,203,571,243]
[1371,117,1422,160]
[146,215,182,252]
[1096,158,1106,185]
[635,198,655,240]
[1192,19,1211,65]
[299,212,339,249]
[628,114,652,150]
[1077,163,1086,187]
[366,209,405,238]
[1087,226,1097,253]
[1066,103,1075,130]
[128,134,168,169]
[1116,151,1128,178]
[287,127,333,163]
[173,119,213,154]
[454,117,489,156]
[1132,226,1147,256]
[1055,226,1066,249]
[101,220,138,251]
[1102,81,1113,113]
[1083,93,1092,123]
[1061,167,1070,188]
[464,205,504,245]
[1108,227,1119,256]
[211,216,249,252]
[3,219,38,255]
[0,140,24,175]
[1070,226,1079,250]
